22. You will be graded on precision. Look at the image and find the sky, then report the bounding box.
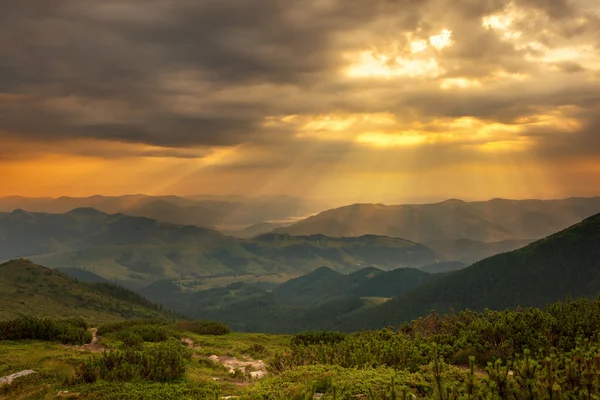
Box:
[1,0,599,204]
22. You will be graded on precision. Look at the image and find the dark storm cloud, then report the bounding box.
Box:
[0,0,599,162]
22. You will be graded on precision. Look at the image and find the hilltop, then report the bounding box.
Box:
[338,212,600,330]
[0,259,178,322]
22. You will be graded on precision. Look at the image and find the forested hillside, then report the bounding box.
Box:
[338,212,600,331]
[148,266,432,333]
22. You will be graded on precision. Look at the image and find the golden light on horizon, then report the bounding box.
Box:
[1,0,599,202]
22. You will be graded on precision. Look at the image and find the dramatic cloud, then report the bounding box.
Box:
[0,0,599,201]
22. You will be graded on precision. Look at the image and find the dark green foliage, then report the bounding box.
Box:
[76,341,192,383]
[174,320,230,335]
[96,319,167,336]
[291,331,347,346]
[0,316,92,345]
[118,331,144,349]
[180,266,432,334]
[272,297,600,375]
[117,324,171,343]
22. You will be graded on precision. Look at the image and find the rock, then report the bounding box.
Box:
[0,370,37,386]
[250,370,268,379]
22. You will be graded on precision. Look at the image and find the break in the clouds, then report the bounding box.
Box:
[0,0,599,201]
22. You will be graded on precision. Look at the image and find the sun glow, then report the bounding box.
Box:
[429,29,453,49]
[261,107,580,154]
[356,131,427,147]
[440,78,482,89]
[346,51,443,78]
[345,29,452,79]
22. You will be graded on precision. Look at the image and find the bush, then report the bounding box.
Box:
[119,331,144,349]
[174,320,230,335]
[96,320,167,336]
[117,325,172,343]
[76,341,192,383]
[0,317,92,345]
[291,331,347,346]
[242,343,268,359]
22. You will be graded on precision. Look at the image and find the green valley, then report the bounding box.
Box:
[0,209,438,288]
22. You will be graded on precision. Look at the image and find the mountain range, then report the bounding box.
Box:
[2,208,599,333]
[0,209,438,287]
[275,197,600,263]
[4,195,600,266]
[0,194,325,232]
[144,212,600,333]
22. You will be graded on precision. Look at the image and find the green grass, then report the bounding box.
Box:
[0,321,290,399]
[0,259,178,323]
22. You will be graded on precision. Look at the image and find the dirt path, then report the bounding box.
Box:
[80,328,103,353]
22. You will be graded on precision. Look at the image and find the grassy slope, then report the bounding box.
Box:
[338,213,600,331]
[0,259,177,322]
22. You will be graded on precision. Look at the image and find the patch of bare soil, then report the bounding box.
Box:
[181,337,268,379]
[208,354,268,379]
[80,328,104,353]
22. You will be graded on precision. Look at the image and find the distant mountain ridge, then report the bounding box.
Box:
[274,197,600,263]
[0,208,438,287]
[0,194,326,232]
[276,197,600,241]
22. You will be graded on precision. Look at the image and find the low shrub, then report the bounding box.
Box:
[174,320,230,336]
[242,343,269,359]
[0,317,92,345]
[96,320,166,336]
[118,331,144,349]
[291,331,347,346]
[117,325,172,343]
[76,341,192,383]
